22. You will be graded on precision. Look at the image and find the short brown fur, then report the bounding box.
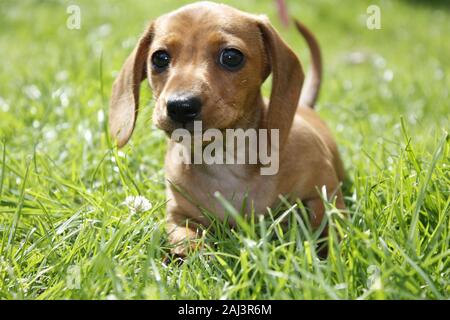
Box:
[109,2,345,256]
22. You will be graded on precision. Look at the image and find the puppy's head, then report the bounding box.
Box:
[109,1,303,147]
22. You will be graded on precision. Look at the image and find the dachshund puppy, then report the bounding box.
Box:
[109,1,345,256]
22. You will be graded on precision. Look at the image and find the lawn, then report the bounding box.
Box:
[0,0,449,299]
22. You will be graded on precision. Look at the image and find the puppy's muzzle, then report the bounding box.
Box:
[167,95,202,125]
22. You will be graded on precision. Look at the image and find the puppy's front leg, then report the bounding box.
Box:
[304,184,345,258]
[166,213,202,257]
[305,177,345,231]
[306,192,345,230]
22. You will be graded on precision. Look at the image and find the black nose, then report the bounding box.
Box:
[167,95,202,124]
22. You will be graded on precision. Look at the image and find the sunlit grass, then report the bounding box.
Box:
[0,0,449,299]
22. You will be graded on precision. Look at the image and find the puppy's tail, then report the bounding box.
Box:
[294,19,322,109]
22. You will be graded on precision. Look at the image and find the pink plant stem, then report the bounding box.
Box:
[275,0,290,27]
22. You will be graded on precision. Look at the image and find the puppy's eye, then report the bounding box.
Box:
[219,48,245,71]
[151,50,171,71]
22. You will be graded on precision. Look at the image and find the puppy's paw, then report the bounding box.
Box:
[170,238,204,257]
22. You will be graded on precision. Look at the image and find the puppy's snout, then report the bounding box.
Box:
[167,95,202,124]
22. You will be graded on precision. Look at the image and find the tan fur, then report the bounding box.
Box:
[109,1,345,256]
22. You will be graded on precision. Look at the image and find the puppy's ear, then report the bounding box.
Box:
[109,24,153,147]
[257,18,304,147]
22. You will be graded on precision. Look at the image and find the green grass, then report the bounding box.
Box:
[0,0,449,299]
